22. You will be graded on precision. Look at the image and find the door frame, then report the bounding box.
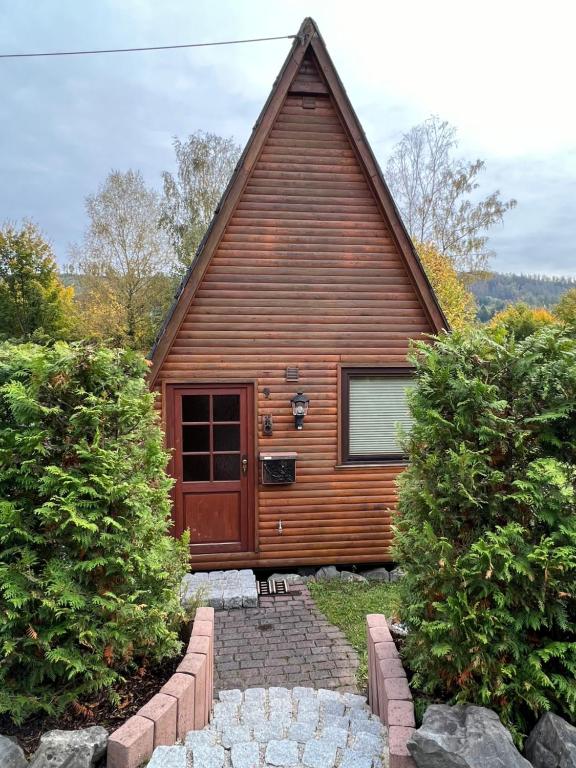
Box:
[164,382,256,556]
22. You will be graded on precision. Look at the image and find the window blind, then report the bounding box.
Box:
[349,376,415,456]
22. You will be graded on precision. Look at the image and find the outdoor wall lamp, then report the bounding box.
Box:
[290,391,310,430]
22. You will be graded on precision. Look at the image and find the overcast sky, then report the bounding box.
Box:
[1,0,575,275]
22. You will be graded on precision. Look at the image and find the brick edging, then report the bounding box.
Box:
[107,606,215,768]
[366,614,416,768]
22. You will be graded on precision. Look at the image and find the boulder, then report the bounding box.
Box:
[339,571,368,583]
[295,567,317,583]
[388,621,409,638]
[30,726,108,768]
[525,712,576,768]
[407,704,531,768]
[0,735,27,768]
[361,567,390,582]
[268,573,302,585]
[297,567,316,577]
[388,567,405,582]
[315,566,340,581]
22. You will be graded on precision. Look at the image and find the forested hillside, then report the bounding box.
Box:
[470,273,576,321]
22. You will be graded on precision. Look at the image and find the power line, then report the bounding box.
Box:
[0,34,296,60]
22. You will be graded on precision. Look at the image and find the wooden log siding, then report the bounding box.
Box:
[154,48,436,569]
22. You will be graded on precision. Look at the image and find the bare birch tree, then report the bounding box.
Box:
[386,116,516,278]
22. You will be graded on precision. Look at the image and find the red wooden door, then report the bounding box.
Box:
[167,384,254,554]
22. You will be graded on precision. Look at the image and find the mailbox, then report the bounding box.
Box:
[259,452,297,485]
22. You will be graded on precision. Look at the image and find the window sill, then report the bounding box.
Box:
[334,460,409,469]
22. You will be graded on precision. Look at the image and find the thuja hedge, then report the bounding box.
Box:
[394,326,576,740]
[0,341,189,723]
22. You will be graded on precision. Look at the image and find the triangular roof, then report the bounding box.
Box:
[149,17,447,384]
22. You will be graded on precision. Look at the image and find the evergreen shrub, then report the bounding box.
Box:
[0,341,188,723]
[394,326,576,739]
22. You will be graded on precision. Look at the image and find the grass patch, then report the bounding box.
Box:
[308,580,400,691]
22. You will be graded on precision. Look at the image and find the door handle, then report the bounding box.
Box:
[241,455,248,475]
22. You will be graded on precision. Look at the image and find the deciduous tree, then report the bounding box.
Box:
[555,287,576,328]
[71,170,176,350]
[490,302,558,340]
[0,221,74,340]
[160,131,241,274]
[416,241,476,329]
[386,116,516,277]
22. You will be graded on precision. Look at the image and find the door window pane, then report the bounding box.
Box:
[213,424,240,452]
[182,395,209,422]
[213,394,240,422]
[182,425,210,453]
[183,454,210,482]
[214,454,240,481]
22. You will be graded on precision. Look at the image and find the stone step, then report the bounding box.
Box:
[175,687,389,768]
[182,570,258,610]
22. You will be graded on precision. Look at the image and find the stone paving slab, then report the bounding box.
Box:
[147,745,186,768]
[183,688,388,768]
[182,570,258,610]
[214,586,359,692]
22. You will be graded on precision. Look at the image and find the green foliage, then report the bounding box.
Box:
[0,221,75,340]
[0,341,189,723]
[394,327,576,741]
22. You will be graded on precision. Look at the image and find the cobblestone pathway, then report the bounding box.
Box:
[185,687,388,768]
[213,586,359,693]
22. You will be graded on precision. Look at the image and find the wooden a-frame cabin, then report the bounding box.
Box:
[149,17,447,570]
